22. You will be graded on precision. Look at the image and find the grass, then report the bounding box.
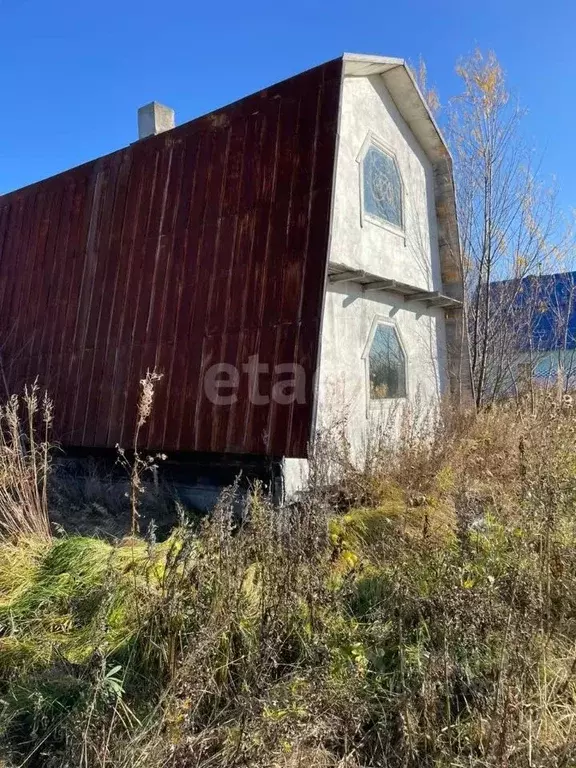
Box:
[0,384,52,541]
[0,393,576,765]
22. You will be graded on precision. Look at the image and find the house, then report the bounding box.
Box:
[490,271,576,395]
[0,54,467,501]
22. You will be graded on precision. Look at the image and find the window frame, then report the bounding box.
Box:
[356,132,405,238]
[362,316,409,411]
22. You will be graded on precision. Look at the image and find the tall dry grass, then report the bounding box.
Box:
[0,392,575,766]
[0,383,52,541]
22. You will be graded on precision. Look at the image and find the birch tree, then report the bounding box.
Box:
[447,50,574,407]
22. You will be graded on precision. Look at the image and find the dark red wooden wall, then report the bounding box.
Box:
[0,58,342,458]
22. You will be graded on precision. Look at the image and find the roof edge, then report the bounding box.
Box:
[342,52,450,165]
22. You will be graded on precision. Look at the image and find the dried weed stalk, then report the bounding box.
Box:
[116,369,164,535]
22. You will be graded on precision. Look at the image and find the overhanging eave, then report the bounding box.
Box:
[327,262,462,309]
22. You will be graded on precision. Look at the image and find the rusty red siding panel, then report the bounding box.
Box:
[0,59,342,458]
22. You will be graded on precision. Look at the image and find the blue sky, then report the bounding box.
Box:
[1,0,575,214]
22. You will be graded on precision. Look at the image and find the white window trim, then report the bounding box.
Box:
[361,315,409,415]
[356,131,406,241]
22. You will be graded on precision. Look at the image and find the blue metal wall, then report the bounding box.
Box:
[492,271,576,352]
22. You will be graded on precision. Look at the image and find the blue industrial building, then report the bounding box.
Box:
[491,271,576,387]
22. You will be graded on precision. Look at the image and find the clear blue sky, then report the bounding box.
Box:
[1,0,575,214]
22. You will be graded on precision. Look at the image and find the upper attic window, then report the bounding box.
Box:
[359,138,403,232]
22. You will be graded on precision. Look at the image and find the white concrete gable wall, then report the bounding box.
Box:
[316,72,449,459]
[333,74,442,287]
[282,69,451,498]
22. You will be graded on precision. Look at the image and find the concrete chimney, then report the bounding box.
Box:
[137,102,175,139]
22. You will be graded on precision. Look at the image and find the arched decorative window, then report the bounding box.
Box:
[368,322,407,399]
[359,137,403,231]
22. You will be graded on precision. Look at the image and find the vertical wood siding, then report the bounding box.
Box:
[0,59,342,457]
